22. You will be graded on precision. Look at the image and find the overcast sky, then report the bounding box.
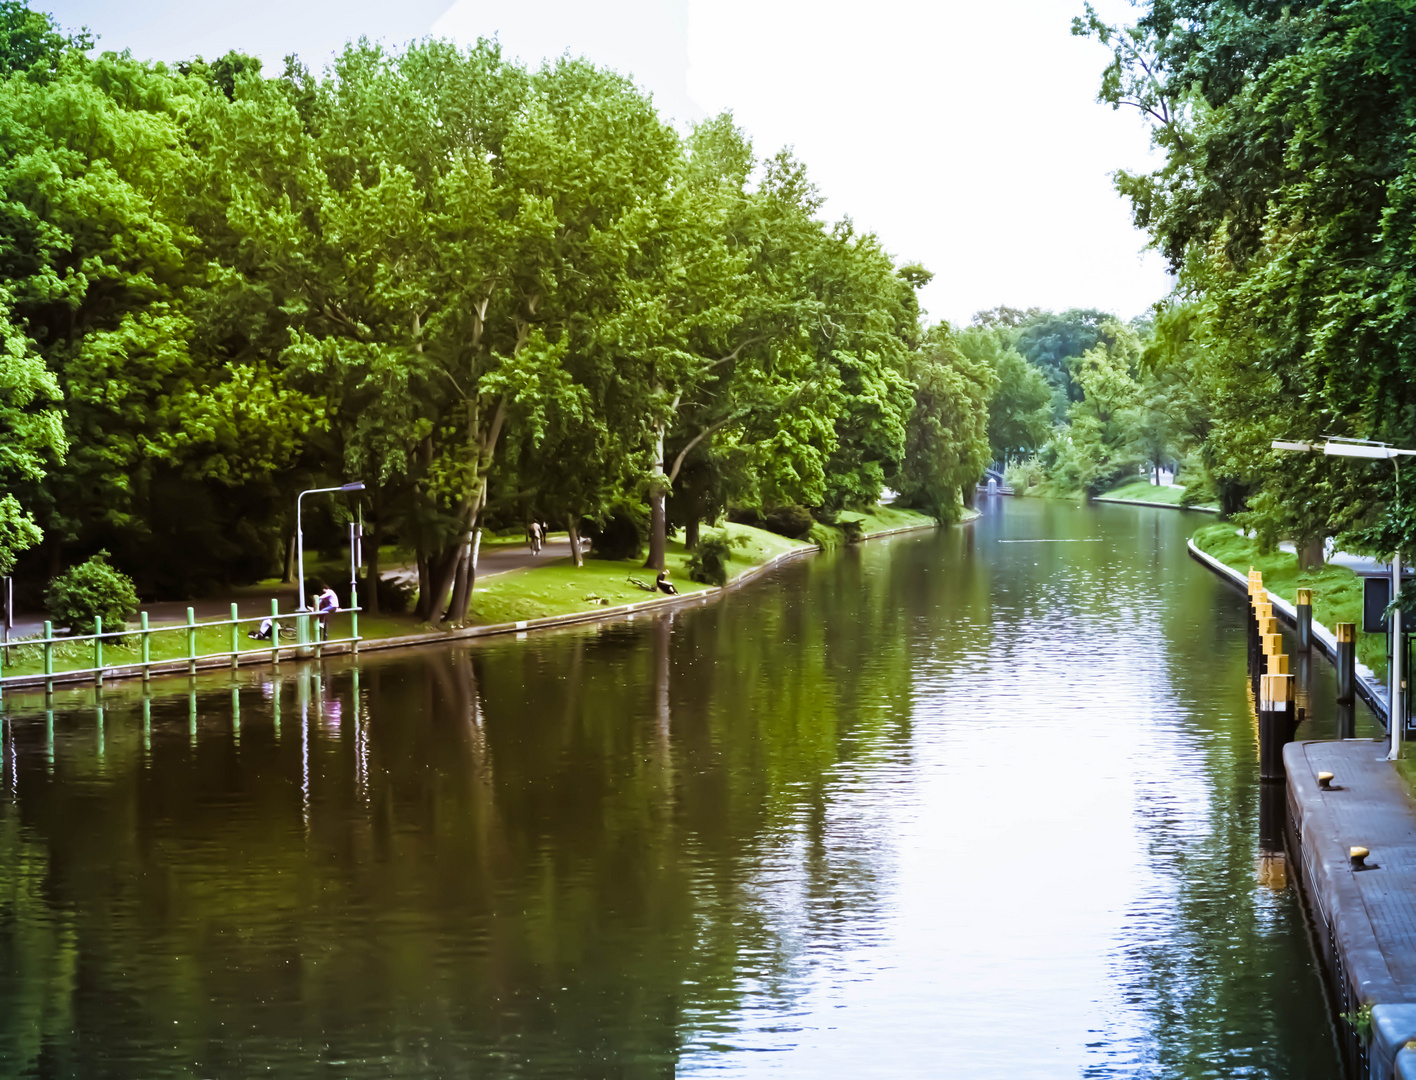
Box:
[44,0,1173,326]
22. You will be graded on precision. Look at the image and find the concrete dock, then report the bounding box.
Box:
[1286,740,1416,1079]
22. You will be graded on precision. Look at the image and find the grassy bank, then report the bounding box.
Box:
[468,523,809,624]
[1099,479,1218,509]
[1191,522,1385,678]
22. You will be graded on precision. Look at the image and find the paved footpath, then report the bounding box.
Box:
[1287,740,1416,1078]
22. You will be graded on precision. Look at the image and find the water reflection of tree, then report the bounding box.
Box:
[0,542,942,1075]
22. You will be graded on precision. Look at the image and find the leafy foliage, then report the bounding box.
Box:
[685,530,743,587]
[44,551,138,632]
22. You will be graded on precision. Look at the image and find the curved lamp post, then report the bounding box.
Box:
[1272,439,1415,759]
[297,482,366,614]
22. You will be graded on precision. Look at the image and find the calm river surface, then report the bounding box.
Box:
[0,498,1380,1078]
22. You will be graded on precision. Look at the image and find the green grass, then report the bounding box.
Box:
[1191,522,1385,678]
[845,505,938,533]
[467,522,809,624]
[1101,479,1189,505]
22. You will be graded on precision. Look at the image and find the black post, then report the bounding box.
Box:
[1296,588,1313,652]
[1337,701,1356,740]
[1259,673,1294,782]
[1336,622,1356,705]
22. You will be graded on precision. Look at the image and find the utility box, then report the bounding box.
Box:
[1364,576,1391,634]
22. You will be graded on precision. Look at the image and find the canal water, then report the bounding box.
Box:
[0,498,1378,1078]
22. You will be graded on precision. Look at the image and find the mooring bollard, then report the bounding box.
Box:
[1336,622,1356,705]
[1259,672,1295,781]
[1296,588,1313,652]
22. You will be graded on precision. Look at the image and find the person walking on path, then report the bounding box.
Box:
[528,521,543,555]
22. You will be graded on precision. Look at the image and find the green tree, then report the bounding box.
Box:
[895,324,995,521]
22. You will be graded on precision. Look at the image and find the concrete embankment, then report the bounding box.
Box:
[1286,742,1416,1080]
[1093,495,1220,512]
[1188,536,1416,1077]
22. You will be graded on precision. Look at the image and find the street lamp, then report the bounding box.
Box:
[297,482,366,614]
[1271,438,1415,759]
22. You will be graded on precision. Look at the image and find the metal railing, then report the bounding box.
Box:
[0,599,361,695]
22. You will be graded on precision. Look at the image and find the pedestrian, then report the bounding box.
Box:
[528,520,542,555]
[315,582,339,640]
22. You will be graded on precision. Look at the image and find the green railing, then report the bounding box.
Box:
[0,597,361,695]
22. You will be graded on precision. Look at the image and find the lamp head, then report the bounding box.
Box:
[341,481,366,492]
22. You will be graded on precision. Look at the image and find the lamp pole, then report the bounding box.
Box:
[297,482,366,613]
[1273,439,1415,759]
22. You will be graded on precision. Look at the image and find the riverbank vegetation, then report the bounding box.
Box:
[1071,0,1416,580]
[963,303,1220,508]
[0,4,989,629]
[1191,523,1386,679]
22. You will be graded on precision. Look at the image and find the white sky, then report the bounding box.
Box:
[46,0,1173,326]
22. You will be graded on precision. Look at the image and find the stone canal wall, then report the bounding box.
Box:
[1286,742,1416,1080]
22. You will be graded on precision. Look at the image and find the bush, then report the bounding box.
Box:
[727,506,765,528]
[45,552,139,634]
[589,505,647,561]
[686,530,744,587]
[762,503,814,539]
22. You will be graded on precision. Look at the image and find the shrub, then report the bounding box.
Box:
[590,505,647,561]
[686,531,745,587]
[727,506,765,528]
[45,552,139,634]
[762,503,813,539]
[807,522,841,551]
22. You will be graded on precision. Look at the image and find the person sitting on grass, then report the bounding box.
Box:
[655,570,677,595]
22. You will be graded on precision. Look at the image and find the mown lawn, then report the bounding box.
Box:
[468,522,809,624]
[1191,522,1384,678]
[1102,478,1218,508]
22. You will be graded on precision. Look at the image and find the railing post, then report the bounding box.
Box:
[1296,587,1313,652]
[351,580,359,657]
[94,615,103,686]
[230,602,239,670]
[187,606,196,677]
[271,598,280,668]
[43,619,53,698]
[141,611,151,682]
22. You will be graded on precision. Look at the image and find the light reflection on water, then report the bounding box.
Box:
[0,498,1365,1077]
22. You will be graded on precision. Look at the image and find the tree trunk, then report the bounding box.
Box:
[364,518,383,616]
[282,528,296,584]
[448,529,474,625]
[645,421,667,573]
[568,515,583,568]
[685,515,699,551]
[415,547,432,621]
[645,483,666,572]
